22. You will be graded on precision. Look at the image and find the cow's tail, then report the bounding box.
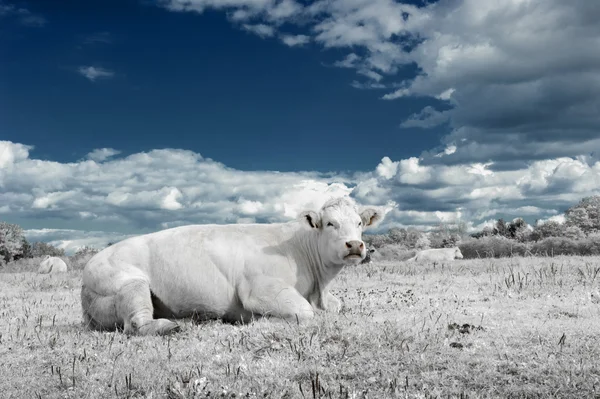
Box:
[81,285,120,331]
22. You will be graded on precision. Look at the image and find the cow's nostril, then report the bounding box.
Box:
[346,242,352,248]
[359,242,364,249]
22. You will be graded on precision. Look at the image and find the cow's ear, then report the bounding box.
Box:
[360,208,382,228]
[300,211,321,229]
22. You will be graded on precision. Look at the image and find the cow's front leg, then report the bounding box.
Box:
[312,291,341,313]
[237,275,314,322]
[323,291,341,313]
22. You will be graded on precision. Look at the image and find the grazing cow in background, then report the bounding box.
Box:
[361,248,376,264]
[81,197,383,335]
[408,247,463,262]
[38,255,68,274]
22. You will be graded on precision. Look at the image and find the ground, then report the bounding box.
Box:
[1,256,600,398]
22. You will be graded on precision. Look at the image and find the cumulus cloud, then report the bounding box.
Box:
[5,140,600,250]
[24,228,134,255]
[0,140,31,169]
[78,66,115,82]
[1,141,377,239]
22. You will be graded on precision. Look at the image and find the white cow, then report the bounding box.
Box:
[408,247,463,262]
[38,255,68,274]
[81,197,382,335]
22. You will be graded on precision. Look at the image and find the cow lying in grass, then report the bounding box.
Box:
[81,197,382,335]
[408,247,463,262]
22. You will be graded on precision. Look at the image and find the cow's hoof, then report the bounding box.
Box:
[138,319,181,335]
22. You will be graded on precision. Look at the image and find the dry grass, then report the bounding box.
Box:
[2,256,600,398]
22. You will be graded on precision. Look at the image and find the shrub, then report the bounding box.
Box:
[458,236,529,259]
[69,246,100,270]
[375,244,415,262]
[530,236,600,256]
[31,242,65,258]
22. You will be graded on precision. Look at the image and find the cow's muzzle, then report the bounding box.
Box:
[344,240,364,258]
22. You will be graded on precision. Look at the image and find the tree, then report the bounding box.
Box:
[387,228,406,244]
[563,225,586,240]
[31,241,65,257]
[0,222,26,262]
[74,246,99,257]
[415,234,431,250]
[494,218,509,237]
[18,238,32,260]
[565,195,600,235]
[507,218,530,241]
[363,234,389,249]
[531,220,564,241]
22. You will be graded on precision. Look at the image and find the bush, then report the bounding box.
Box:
[374,244,415,262]
[69,246,100,270]
[458,236,530,259]
[530,236,600,256]
[31,242,65,258]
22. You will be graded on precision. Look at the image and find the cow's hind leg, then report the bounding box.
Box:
[237,275,314,322]
[116,279,180,335]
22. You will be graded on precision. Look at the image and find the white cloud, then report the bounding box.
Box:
[400,106,450,129]
[78,66,115,82]
[350,80,387,90]
[5,140,600,243]
[467,162,493,176]
[357,69,383,82]
[375,156,398,179]
[242,23,275,38]
[436,88,455,101]
[536,214,566,226]
[0,2,46,27]
[333,53,361,69]
[0,141,31,169]
[280,34,310,47]
[381,88,409,100]
[86,148,121,162]
[24,228,134,255]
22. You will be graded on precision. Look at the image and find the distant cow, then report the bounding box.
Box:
[81,197,383,335]
[360,248,376,264]
[408,247,463,262]
[38,256,68,274]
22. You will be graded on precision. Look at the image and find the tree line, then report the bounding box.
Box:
[364,196,600,258]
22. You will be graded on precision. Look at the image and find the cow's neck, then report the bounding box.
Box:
[290,227,344,303]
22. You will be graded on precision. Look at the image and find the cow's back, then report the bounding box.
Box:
[83,222,304,319]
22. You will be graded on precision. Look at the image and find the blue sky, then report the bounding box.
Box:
[2,0,600,252]
[2,0,443,172]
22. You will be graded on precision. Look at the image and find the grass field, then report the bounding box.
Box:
[2,256,600,398]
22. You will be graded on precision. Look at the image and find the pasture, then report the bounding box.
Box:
[1,256,600,398]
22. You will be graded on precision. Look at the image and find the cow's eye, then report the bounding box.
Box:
[358,222,362,227]
[327,222,334,227]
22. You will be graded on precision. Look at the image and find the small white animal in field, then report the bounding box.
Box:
[38,255,68,274]
[81,197,383,335]
[407,247,463,262]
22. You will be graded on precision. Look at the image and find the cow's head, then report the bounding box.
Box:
[454,247,464,259]
[300,197,382,266]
